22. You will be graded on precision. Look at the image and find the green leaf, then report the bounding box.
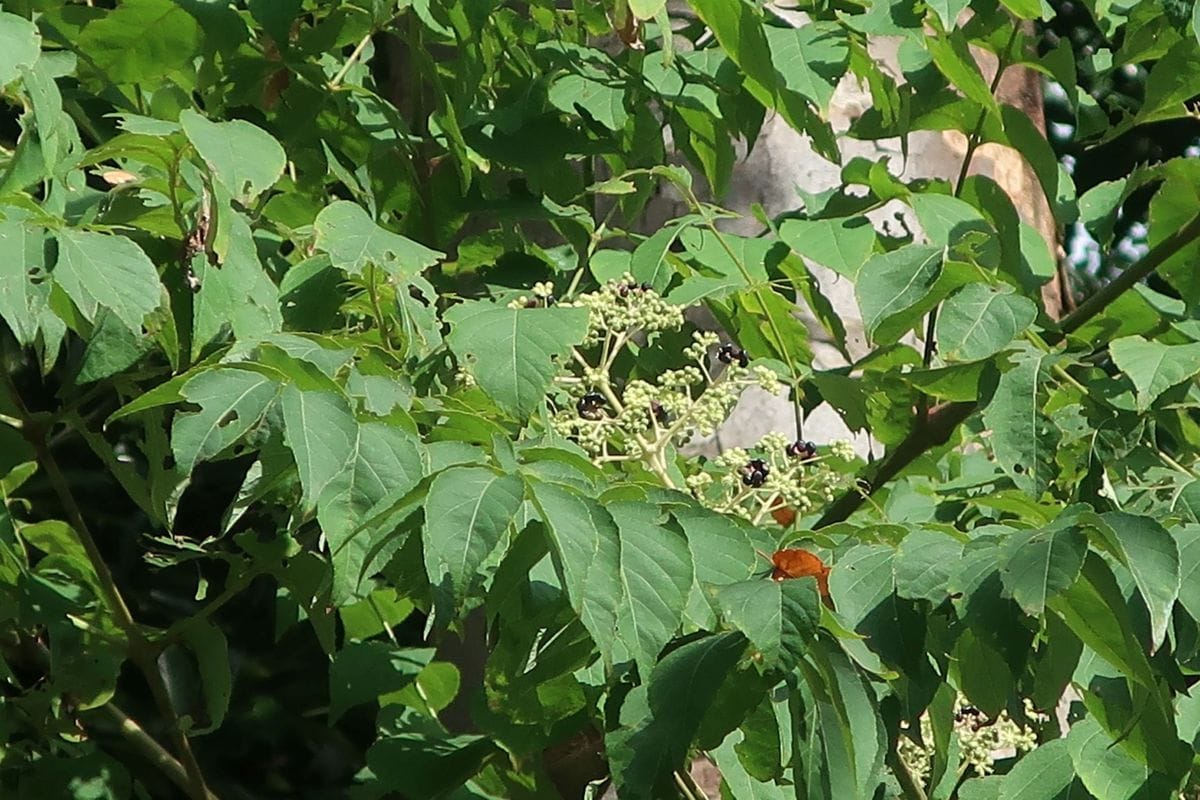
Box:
[608,632,747,799]
[313,200,443,280]
[936,284,1037,362]
[422,467,524,614]
[674,504,757,628]
[1092,512,1180,653]
[928,0,971,28]
[764,23,849,111]
[280,386,358,512]
[328,642,434,721]
[981,345,1058,497]
[528,481,622,663]
[926,33,999,116]
[893,528,963,603]
[1109,335,1200,410]
[1174,524,1200,623]
[179,619,231,734]
[0,11,39,89]
[75,0,200,85]
[171,367,281,474]
[1000,520,1087,616]
[630,222,691,292]
[445,305,589,418]
[856,244,943,344]
[999,0,1045,19]
[629,0,667,19]
[688,0,776,94]
[0,216,43,346]
[180,110,286,205]
[1067,718,1174,800]
[319,423,424,603]
[55,228,162,334]
[1048,553,1156,689]
[998,729,1075,796]
[717,578,819,672]
[609,501,692,677]
[548,74,627,131]
[778,217,875,280]
[366,723,496,798]
[192,208,282,356]
[954,629,1011,718]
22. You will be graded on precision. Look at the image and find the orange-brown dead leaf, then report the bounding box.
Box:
[770,548,831,603]
[770,504,797,527]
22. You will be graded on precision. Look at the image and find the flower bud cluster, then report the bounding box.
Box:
[897,695,1046,782]
[560,275,685,345]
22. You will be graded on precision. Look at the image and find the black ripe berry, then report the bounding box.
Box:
[740,458,769,488]
[786,440,818,460]
[577,392,606,421]
[544,294,557,306]
[639,282,652,291]
[717,343,749,367]
[649,400,670,426]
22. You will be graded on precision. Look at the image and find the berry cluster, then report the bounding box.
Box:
[689,433,852,524]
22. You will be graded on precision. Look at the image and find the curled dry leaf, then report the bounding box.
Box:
[771,548,831,601]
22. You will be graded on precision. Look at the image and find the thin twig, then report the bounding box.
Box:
[329,33,373,89]
[0,365,212,800]
[91,704,221,800]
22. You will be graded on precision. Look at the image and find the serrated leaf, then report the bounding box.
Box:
[926,32,999,117]
[329,642,434,721]
[76,0,200,85]
[171,367,281,474]
[688,0,776,94]
[982,346,1058,496]
[280,385,357,512]
[1048,553,1156,689]
[547,74,627,131]
[856,244,943,343]
[1093,512,1180,653]
[609,501,692,677]
[0,11,39,89]
[936,284,1037,362]
[422,467,524,613]
[1000,522,1086,616]
[1109,335,1200,410]
[1067,718,1174,800]
[0,216,46,345]
[319,423,424,603]
[607,632,746,799]
[192,208,282,357]
[446,305,589,418]
[779,217,875,280]
[528,481,622,663]
[717,579,819,672]
[893,528,963,602]
[764,23,849,112]
[55,228,162,334]
[313,200,443,280]
[180,109,286,204]
[674,505,757,628]
[998,739,1075,800]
